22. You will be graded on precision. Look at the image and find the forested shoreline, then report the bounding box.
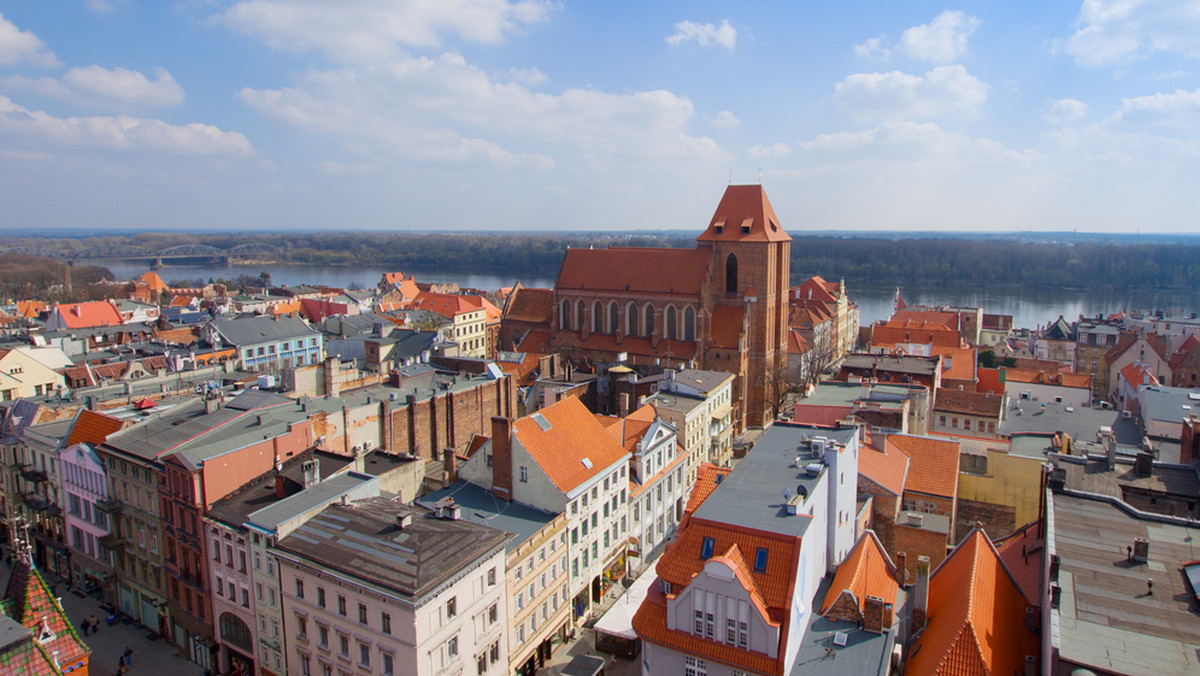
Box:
[3,231,1199,292]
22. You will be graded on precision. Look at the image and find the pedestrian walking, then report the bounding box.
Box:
[89,614,99,633]
[123,646,134,666]
[79,618,89,636]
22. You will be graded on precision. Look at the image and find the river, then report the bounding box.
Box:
[104,261,1198,331]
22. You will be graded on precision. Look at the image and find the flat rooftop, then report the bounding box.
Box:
[418,481,560,555]
[1050,492,1200,673]
[1056,456,1200,500]
[998,400,1141,445]
[276,496,512,602]
[789,577,900,676]
[692,423,857,539]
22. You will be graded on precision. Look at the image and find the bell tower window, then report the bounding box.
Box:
[725,253,738,294]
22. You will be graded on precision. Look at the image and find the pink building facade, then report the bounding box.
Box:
[59,442,116,602]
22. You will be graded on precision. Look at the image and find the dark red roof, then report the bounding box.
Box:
[696,185,791,243]
[556,247,711,296]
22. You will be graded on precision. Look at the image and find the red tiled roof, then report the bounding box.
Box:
[138,271,168,291]
[872,323,963,349]
[893,310,960,331]
[994,521,1043,605]
[930,346,977,383]
[934,388,1002,417]
[408,291,489,319]
[975,367,1003,395]
[503,287,555,324]
[565,332,698,361]
[787,330,810,355]
[906,529,1038,676]
[1119,361,1158,388]
[858,442,910,496]
[66,409,125,446]
[513,396,629,494]
[633,587,781,675]
[696,185,792,244]
[791,276,837,303]
[684,463,732,515]
[888,434,959,500]
[515,329,551,354]
[1169,334,1200,369]
[16,300,46,318]
[1003,368,1091,390]
[556,247,712,296]
[819,530,901,616]
[52,300,123,329]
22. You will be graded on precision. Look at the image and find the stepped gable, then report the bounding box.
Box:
[696,184,792,243]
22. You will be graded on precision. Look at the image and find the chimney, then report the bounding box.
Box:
[1132,537,1149,563]
[395,511,413,529]
[302,458,319,489]
[895,551,908,584]
[863,595,885,633]
[1025,606,1037,633]
[1134,451,1153,477]
[442,447,457,487]
[491,416,513,501]
[912,555,931,634]
[1024,655,1036,676]
[275,473,286,499]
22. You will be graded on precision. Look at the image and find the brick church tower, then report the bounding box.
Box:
[697,185,791,428]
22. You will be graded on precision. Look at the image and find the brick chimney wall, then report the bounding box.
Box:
[491,416,513,501]
[863,595,884,633]
[912,555,931,635]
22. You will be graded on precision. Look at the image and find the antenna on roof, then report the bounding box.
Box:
[729,168,733,184]
[758,168,762,184]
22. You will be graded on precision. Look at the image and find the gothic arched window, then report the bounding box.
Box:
[725,253,738,294]
[666,306,678,340]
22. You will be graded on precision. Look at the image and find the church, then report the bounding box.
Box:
[551,184,791,429]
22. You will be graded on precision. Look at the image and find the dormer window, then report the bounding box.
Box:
[712,219,726,234]
[700,536,715,560]
[754,548,768,572]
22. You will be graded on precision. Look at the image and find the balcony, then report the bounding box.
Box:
[95,498,123,514]
[22,493,54,513]
[20,466,48,483]
[99,533,125,550]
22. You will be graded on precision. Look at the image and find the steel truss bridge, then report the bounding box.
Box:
[2,243,282,265]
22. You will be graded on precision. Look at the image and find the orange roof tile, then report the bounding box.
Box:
[872,323,963,349]
[515,329,551,354]
[819,530,901,616]
[513,396,630,494]
[52,300,123,329]
[503,286,555,324]
[930,346,977,383]
[906,529,1038,676]
[66,409,125,446]
[655,517,801,612]
[15,300,46,318]
[934,388,1002,417]
[633,588,781,676]
[787,330,811,355]
[409,291,490,320]
[1119,361,1158,388]
[556,246,712,296]
[1003,368,1091,390]
[858,442,910,496]
[892,310,960,331]
[138,271,168,291]
[888,434,959,500]
[791,276,838,303]
[684,463,731,515]
[994,521,1042,604]
[696,185,792,244]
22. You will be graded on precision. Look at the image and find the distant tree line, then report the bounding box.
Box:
[4,231,1199,291]
[0,255,113,302]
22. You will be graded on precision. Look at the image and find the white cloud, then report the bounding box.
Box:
[509,67,546,86]
[1046,98,1089,123]
[1,66,184,110]
[835,65,988,120]
[0,95,253,156]
[316,160,345,175]
[712,110,739,128]
[749,142,790,158]
[258,158,277,172]
[800,121,1043,166]
[0,13,59,67]
[239,49,722,168]
[86,0,115,13]
[854,36,889,59]
[218,0,552,64]
[899,10,980,63]
[1067,0,1200,66]
[665,19,736,49]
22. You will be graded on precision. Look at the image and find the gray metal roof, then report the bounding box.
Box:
[1140,386,1200,426]
[998,400,1141,445]
[790,577,900,675]
[418,481,559,554]
[245,471,378,531]
[692,423,857,538]
[275,496,512,601]
[210,315,318,347]
[206,450,358,528]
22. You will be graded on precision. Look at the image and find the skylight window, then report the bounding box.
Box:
[754,548,768,572]
[700,536,715,560]
[581,458,593,469]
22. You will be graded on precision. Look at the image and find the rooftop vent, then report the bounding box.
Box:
[581,457,593,469]
[804,462,823,477]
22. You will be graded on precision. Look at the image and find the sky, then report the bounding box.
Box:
[1,1,1199,235]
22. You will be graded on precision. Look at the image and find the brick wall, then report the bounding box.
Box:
[386,375,517,461]
[895,524,949,581]
[954,498,1016,544]
[823,591,863,624]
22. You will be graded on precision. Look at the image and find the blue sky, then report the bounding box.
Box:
[1,1,1199,234]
